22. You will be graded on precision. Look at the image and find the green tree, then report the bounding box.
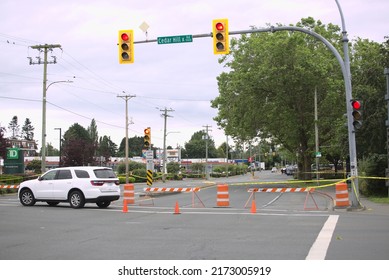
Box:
[118,136,144,157]
[98,135,117,159]
[0,126,8,159]
[350,38,388,157]
[87,119,98,156]
[184,130,217,158]
[21,118,34,141]
[211,18,345,179]
[62,123,94,166]
[8,116,19,139]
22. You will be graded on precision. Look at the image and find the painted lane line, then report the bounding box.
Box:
[306,214,339,260]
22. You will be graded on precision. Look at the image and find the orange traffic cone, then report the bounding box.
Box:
[250,199,257,214]
[174,201,181,214]
[122,199,128,213]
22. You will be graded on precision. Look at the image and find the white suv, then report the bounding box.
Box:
[18,166,120,209]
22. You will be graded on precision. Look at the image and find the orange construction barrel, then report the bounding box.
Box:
[123,184,135,204]
[216,184,230,207]
[335,183,349,208]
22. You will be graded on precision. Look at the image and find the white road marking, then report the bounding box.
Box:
[306,214,339,260]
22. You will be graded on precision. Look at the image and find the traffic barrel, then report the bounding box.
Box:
[123,184,135,204]
[216,184,230,207]
[335,183,349,208]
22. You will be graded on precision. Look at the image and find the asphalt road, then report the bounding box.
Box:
[1,171,389,260]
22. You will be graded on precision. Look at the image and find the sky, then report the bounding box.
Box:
[1,0,388,153]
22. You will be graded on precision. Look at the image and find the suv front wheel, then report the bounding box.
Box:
[20,189,36,206]
[69,190,85,209]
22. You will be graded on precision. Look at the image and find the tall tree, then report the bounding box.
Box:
[211,18,345,179]
[0,126,8,159]
[21,118,34,141]
[98,135,117,160]
[350,38,388,157]
[62,123,94,166]
[87,119,98,156]
[118,136,144,157]
[184,130,217,158]
[8,116,20,139]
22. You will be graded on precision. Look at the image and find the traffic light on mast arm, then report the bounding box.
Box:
[118,30,134,64]
[144,127,151,149]
[351,99,363,130]
[212,19,229,55]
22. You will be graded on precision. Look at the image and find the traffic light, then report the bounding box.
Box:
[144,127,151,149]
[118,30,134,64]
[212,19,229,55]
[351,99,362,129]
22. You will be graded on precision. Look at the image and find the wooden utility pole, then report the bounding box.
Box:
[28,44,61,172]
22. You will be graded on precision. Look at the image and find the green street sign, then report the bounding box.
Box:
[157,35,193,45]
[7,148,19,160]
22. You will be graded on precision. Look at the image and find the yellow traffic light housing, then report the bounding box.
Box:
[118,30,134,64]
[144,127,151,149]
[212,19,229,55]
[351,100,363,130]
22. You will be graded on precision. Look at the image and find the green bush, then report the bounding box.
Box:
[358,154,387,197]
[118,176,136,184]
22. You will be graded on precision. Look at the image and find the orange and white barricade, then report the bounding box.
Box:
[216,184,230,207]
[143,187,205,208]
[244,187,318,211]
[0,185,19,189]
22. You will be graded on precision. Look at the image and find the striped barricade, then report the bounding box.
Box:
[0,185,19,189]
[143,187,205,208]
[244,187,318,211]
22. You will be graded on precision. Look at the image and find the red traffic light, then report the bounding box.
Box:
[144,128,150,134]
[351,100,361,110]
[216,22,224,31]
[121,33,129,41]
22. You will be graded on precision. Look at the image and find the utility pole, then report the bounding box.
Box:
[28,44,61,173]
[203,124,212,179]
[384,68,389,197]
[314,87,320,181]
[160,107,174,182]
[117,94,136,184]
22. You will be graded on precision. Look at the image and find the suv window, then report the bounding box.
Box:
[75,170,90,178]
[57,170,72,180]
[94,169,116,179]
[41,170,57,181]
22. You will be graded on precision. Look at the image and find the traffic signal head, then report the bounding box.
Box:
[212,19,229,55]
[118,30,134,64]
[351,100,362,130]
[144,127,151,148]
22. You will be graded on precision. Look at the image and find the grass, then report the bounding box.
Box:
[368,197,389,204]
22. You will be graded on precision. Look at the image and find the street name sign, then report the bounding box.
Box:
[157,35,193,45]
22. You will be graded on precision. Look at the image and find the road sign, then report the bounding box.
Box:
[157,35,193,45]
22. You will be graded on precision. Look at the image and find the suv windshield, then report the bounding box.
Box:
[94,169,117,179]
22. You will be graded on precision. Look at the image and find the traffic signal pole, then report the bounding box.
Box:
[131,0,361,209]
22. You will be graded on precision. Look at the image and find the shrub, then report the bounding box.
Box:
[358,154,387,197]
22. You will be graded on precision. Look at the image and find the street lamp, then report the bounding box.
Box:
[41,80,73,172]
[54,128,62,167]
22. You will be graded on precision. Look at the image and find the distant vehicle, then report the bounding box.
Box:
[18,166,120,209]
[285,165,297,176]
[271,167,277,173]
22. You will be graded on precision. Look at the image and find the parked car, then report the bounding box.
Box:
[18,166,120,209]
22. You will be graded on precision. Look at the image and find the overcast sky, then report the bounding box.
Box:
[1,0,388,152]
